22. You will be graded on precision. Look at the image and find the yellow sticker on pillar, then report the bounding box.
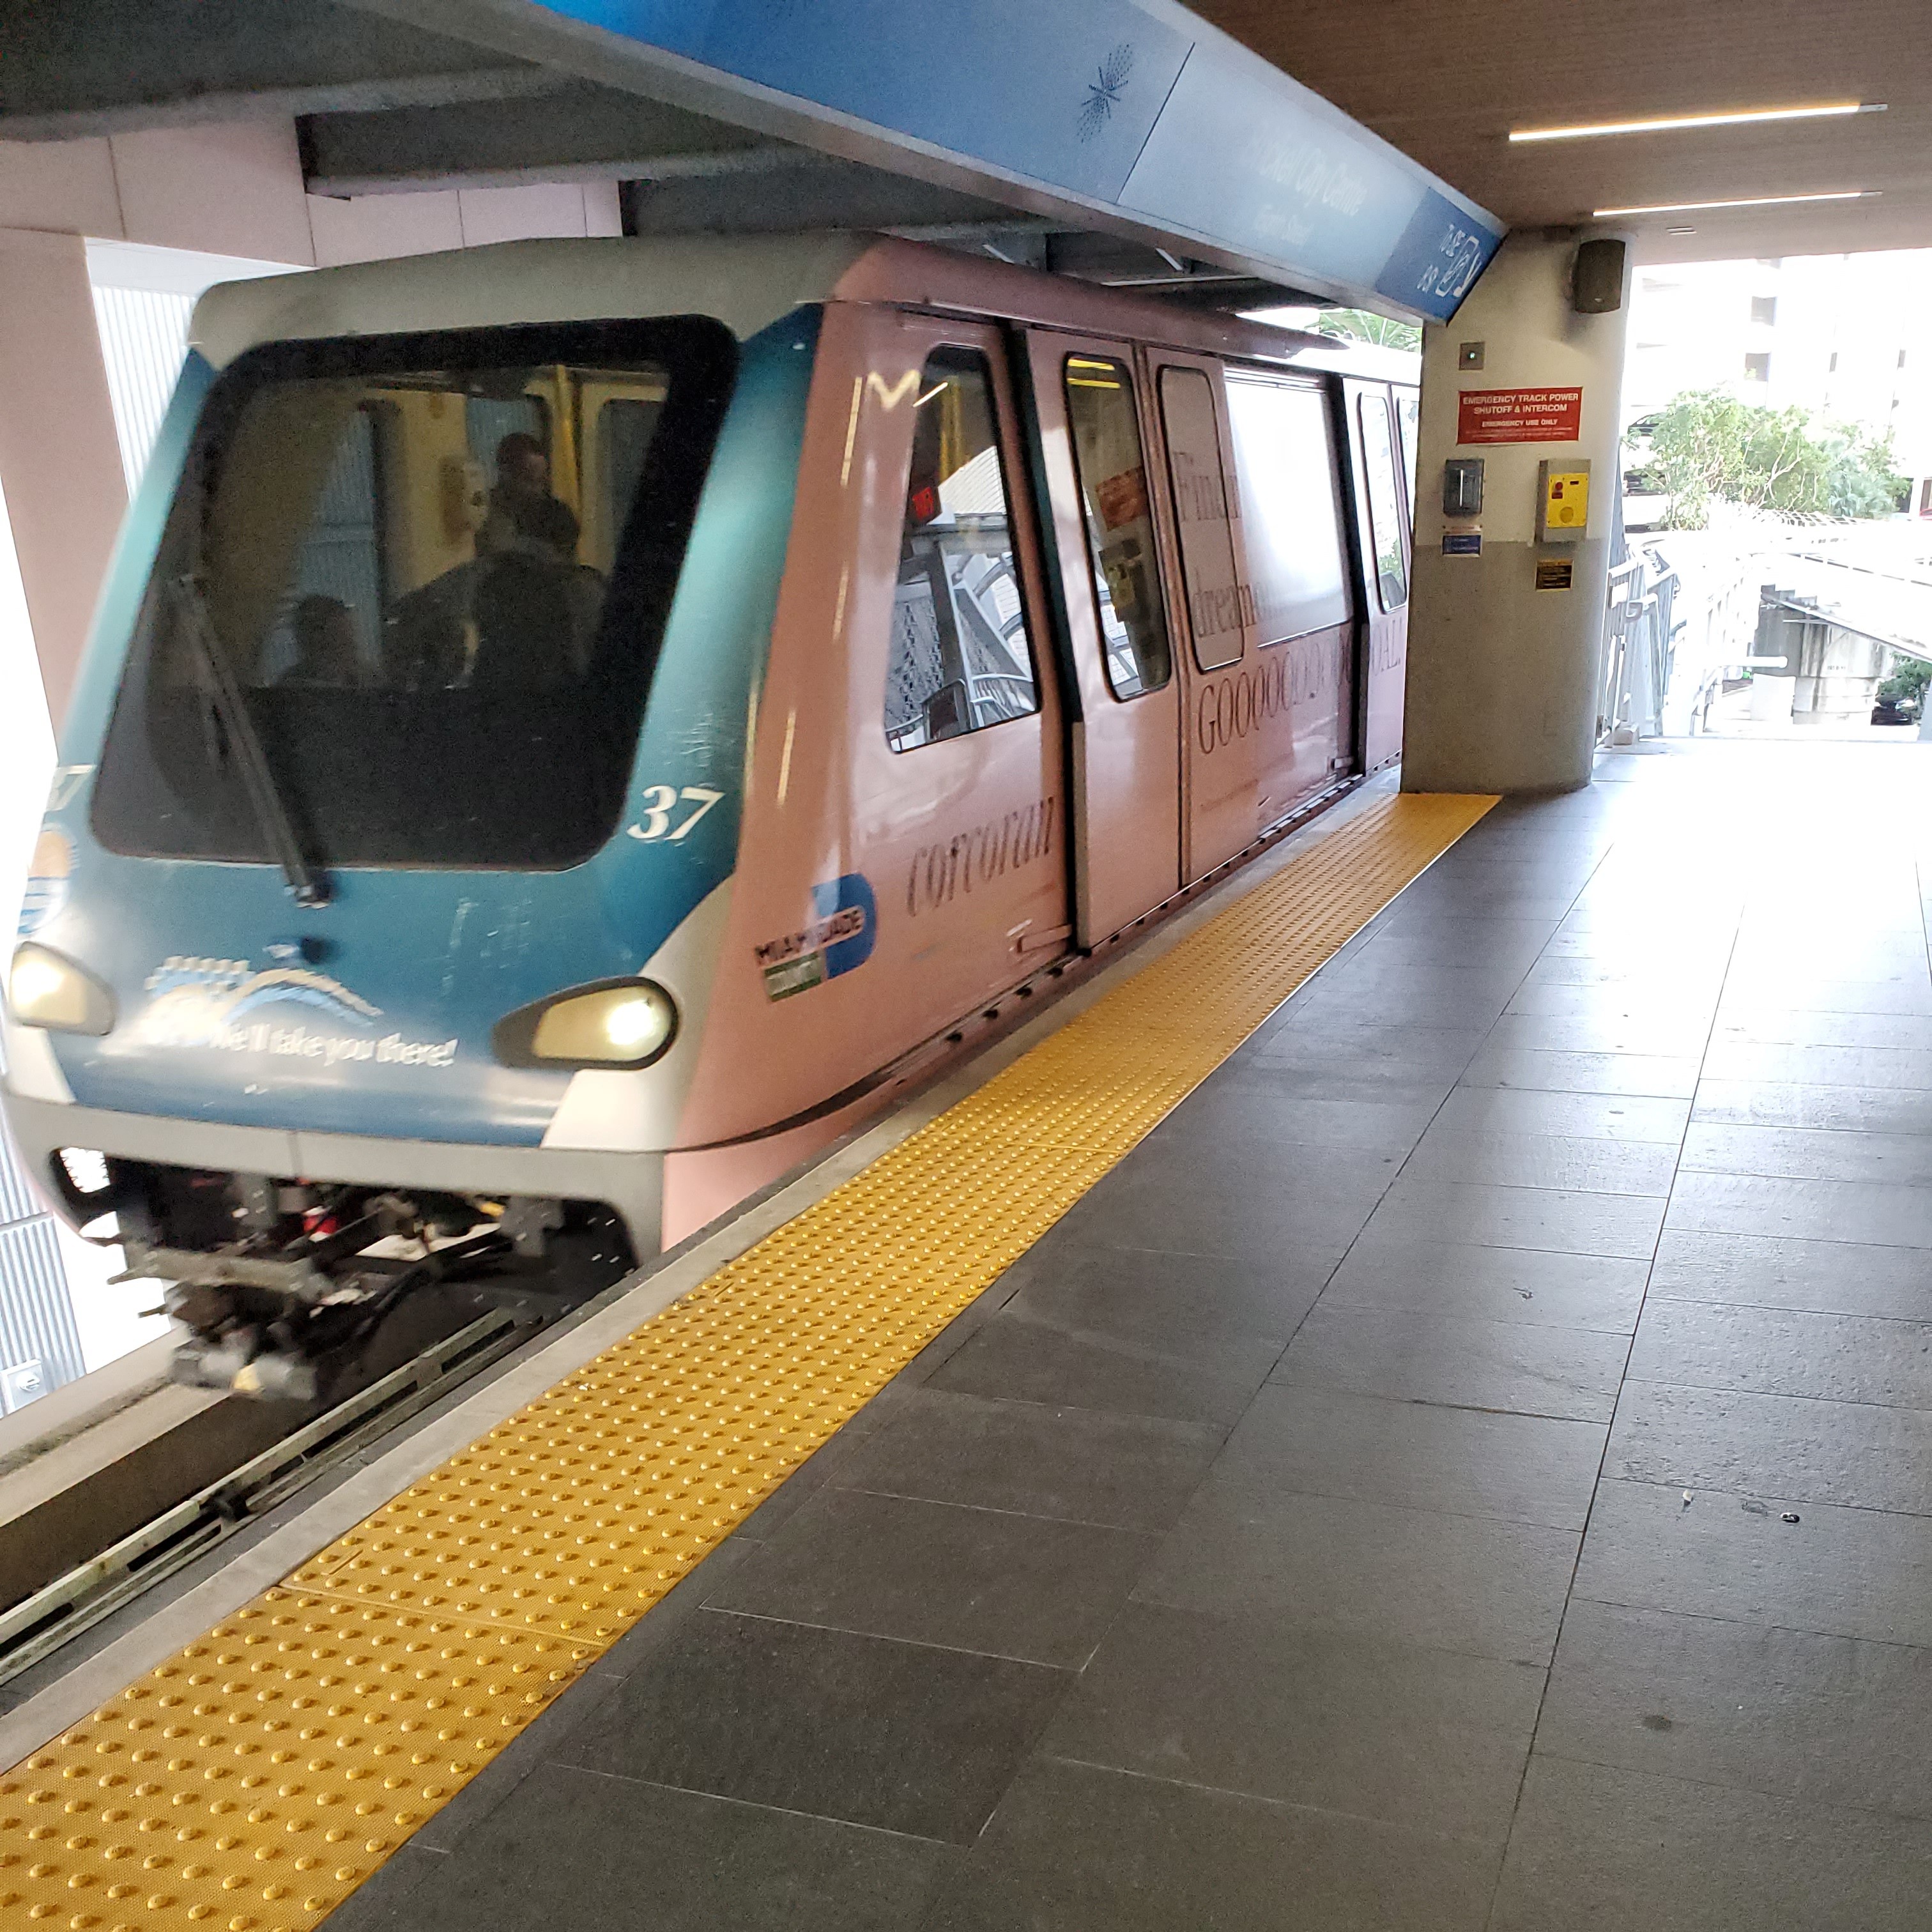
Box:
[1538,463,1590,542]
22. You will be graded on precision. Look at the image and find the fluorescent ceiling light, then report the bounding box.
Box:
[1591,190,1877,217]
[1512,102,1880,142]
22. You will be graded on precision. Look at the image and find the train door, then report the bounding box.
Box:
[1395,386,1420,513]
[1346,379,1413,773]
[847,310,1070,1016]
[1221,367,1358,825]
[1150,353,1261,880]
[1025,332,1181,942]
[659,303,1068,1240]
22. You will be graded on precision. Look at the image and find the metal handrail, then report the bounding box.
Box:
[1598,553,1680,746]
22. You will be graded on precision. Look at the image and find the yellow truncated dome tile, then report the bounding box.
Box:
[0,1592,593,1929]
[1,791,1492,1928]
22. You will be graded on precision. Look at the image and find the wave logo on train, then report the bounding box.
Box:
[131,954,454,1071]
[17,829,72,939]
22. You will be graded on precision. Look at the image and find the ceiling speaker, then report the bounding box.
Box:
[1573,238,1627,314]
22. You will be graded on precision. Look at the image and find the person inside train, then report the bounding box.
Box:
[382,564,472,691]
[479,430,552,556]
[279,594,361,687]
[469,494,604,689]
[384,427,599,689]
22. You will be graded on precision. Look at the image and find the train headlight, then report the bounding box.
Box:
[7,944,115,1036]
[536,985,677,1063]
[492,979,678,1071]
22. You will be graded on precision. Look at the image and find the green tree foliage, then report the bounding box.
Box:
[1816,421,1910,520]
[1315,309,1422,354]
[1636,388,1906,527]
[1878,654,1932,705]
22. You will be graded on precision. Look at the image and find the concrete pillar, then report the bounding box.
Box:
[1402,231,1634,793]
[0,228,127,732]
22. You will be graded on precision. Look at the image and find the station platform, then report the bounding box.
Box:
[10,734,1932,1931]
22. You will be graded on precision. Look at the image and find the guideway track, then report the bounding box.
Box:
[0,791,1493,1929]
[0,1312,527,1694]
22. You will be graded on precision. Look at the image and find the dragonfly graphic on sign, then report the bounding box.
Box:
[1077,43,1135,142]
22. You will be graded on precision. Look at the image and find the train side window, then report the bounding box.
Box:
[1223,374,1351,647]
[1358,394,1409,612]
[1062,355,1172,700]
[1157,365,1245,672]
[883,346,1039,753]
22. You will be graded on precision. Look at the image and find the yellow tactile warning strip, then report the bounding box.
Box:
[1,790,1494,1929]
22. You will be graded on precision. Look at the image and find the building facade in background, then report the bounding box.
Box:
[1623,252,1932,514]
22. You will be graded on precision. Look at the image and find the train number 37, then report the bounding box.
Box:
[626,785,725,843]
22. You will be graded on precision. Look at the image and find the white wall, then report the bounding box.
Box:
[0,472,51,948]
[0,121,624,272]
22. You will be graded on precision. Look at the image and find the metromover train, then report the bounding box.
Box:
[2,234,1418,1397]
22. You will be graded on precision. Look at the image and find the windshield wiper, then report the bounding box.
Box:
[169,574,330,907]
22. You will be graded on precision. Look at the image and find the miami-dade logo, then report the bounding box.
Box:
[754,873,878,1003]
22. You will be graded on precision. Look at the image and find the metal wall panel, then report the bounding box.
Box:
[0,1215,86,1395]
[0,1116,41,1230]
[90,282,195,492]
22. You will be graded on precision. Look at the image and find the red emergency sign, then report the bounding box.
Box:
[1456,387,1584,445]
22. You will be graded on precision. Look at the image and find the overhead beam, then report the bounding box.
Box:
[301,81,776,195]
[306,142,809,199]
[335,0,1504,319]
[619,165,1026,238]
[301,86,1024,233]
[299,78,1327,293]
[0,0,553,139]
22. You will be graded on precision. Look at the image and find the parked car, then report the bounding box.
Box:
[1872,695,1919,726]
[1623,466,1669,533]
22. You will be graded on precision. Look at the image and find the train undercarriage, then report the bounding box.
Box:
[56,1153,634,1402]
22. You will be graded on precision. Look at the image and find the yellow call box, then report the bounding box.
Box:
[1536,461,1590,543]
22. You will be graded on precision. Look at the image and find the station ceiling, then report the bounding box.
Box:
[1198,0,1930,264]
[0,1,1065,236]
[1,0,1924,286]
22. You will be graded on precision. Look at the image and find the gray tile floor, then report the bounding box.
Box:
[325,737,1932,1930]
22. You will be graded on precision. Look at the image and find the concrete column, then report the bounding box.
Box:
[1402,231,1634,793]
[0,228,127,732]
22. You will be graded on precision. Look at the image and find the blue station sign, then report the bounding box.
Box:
[535,0,1504,318]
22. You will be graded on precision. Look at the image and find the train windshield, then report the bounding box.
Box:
[93,318,735,871]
